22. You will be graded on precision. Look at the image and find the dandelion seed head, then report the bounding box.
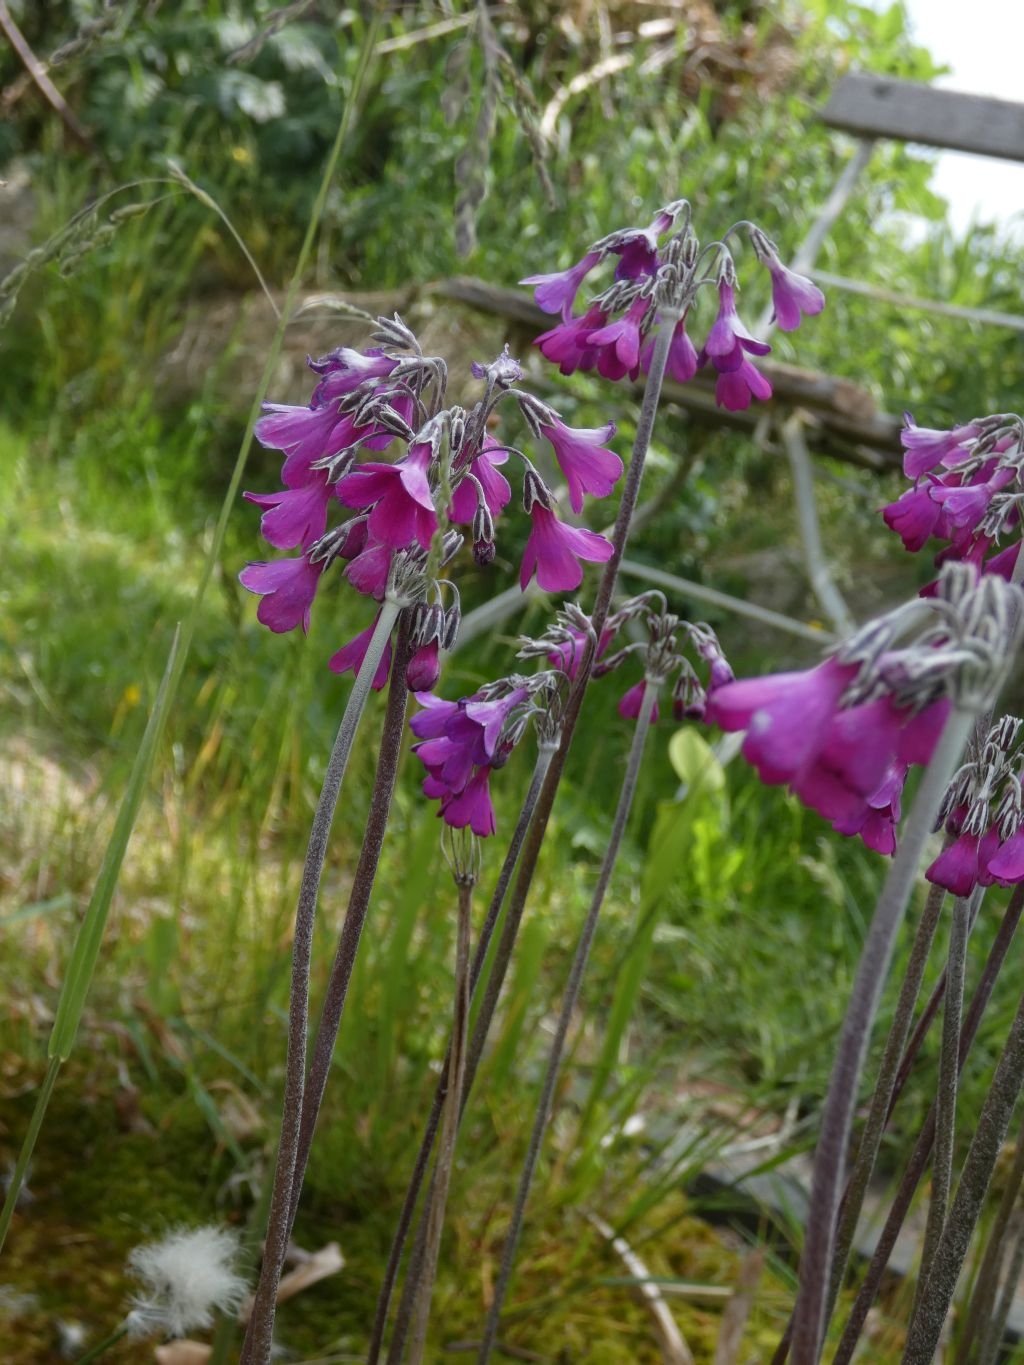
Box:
[126,1225,248,1339]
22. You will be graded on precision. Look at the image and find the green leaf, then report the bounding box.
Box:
[667,727,725,799]
[49,626,182,1061]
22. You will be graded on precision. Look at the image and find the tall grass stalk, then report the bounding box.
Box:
[0,626,181,1253]
[477,679,661,1365]
[790,705,978,1365]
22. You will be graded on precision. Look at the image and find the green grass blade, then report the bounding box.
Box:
[0,892,73,926]
[0,1055,59,1251]
[49,625,182,1060]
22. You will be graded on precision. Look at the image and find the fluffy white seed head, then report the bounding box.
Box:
[125,1225,248,1339]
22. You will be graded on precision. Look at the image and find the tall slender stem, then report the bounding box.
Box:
[957,1107,1024,1364]
[832,883,1024,1365]
[241,601,400,1365]
[791,706,978,1365]
[773,880,951,1365]
[287,617,415,1232]
[976,1190,1024,1365]
[476,682,660,1365]
[829,882,948,1307]
[901,983,1024,1364]
[380,316,677,1365]
[912,888,978,1312]
[367,746,554,1365]
[406,877,474,1364]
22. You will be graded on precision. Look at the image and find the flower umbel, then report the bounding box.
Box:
[410,674,562,836]
[523,199,825,410]
[705,563,1024,853]
[241,323,621,683]
[883,411,1024,590]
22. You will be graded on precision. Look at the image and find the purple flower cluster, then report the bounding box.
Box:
[703,565,1024,856]
[410,678,558,836]
[705,657,948,855]
[522,203,824,411]
[412,602,732,836]
[883,413,1024,588]
[925,717,1024,896]
[240,321,624,686]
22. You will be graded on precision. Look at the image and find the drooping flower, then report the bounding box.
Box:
[410,684,535,836]
[524,201,824,416]
[539,419,622,514]
[832,764,908,857]
[883,481,947,553]
[618,679,660,722]
[922,716,1024,896]
[713,355,774,411]
[448,438,513,524]
[884,411,1024,590]
[519,501,614,593]
[640,313,699,384]
[931,464,1017,533]
[243,475,334,551]
[900,417,983,479]
[536,304,609,376]
[406,639,441,693]
[704,566,1024,853]
[705,656,951,851]
[440,766,497,837]
[254,403,361,489]
[343,538,393,599]
[705,658,856,787]
[698,276,773,410]
[766,261,825,332]
[702,281,771,371]
[242,325,624,683]
[238,556,323,634]
[586,295,651,380]
[328,612,394,691]
[545,623,613,680]
[307,345,400,398]
[336,440,438,551]
[748,227,826,332]
[521,250,601,320]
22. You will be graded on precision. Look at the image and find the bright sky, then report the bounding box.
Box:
[896,0,1024,239]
